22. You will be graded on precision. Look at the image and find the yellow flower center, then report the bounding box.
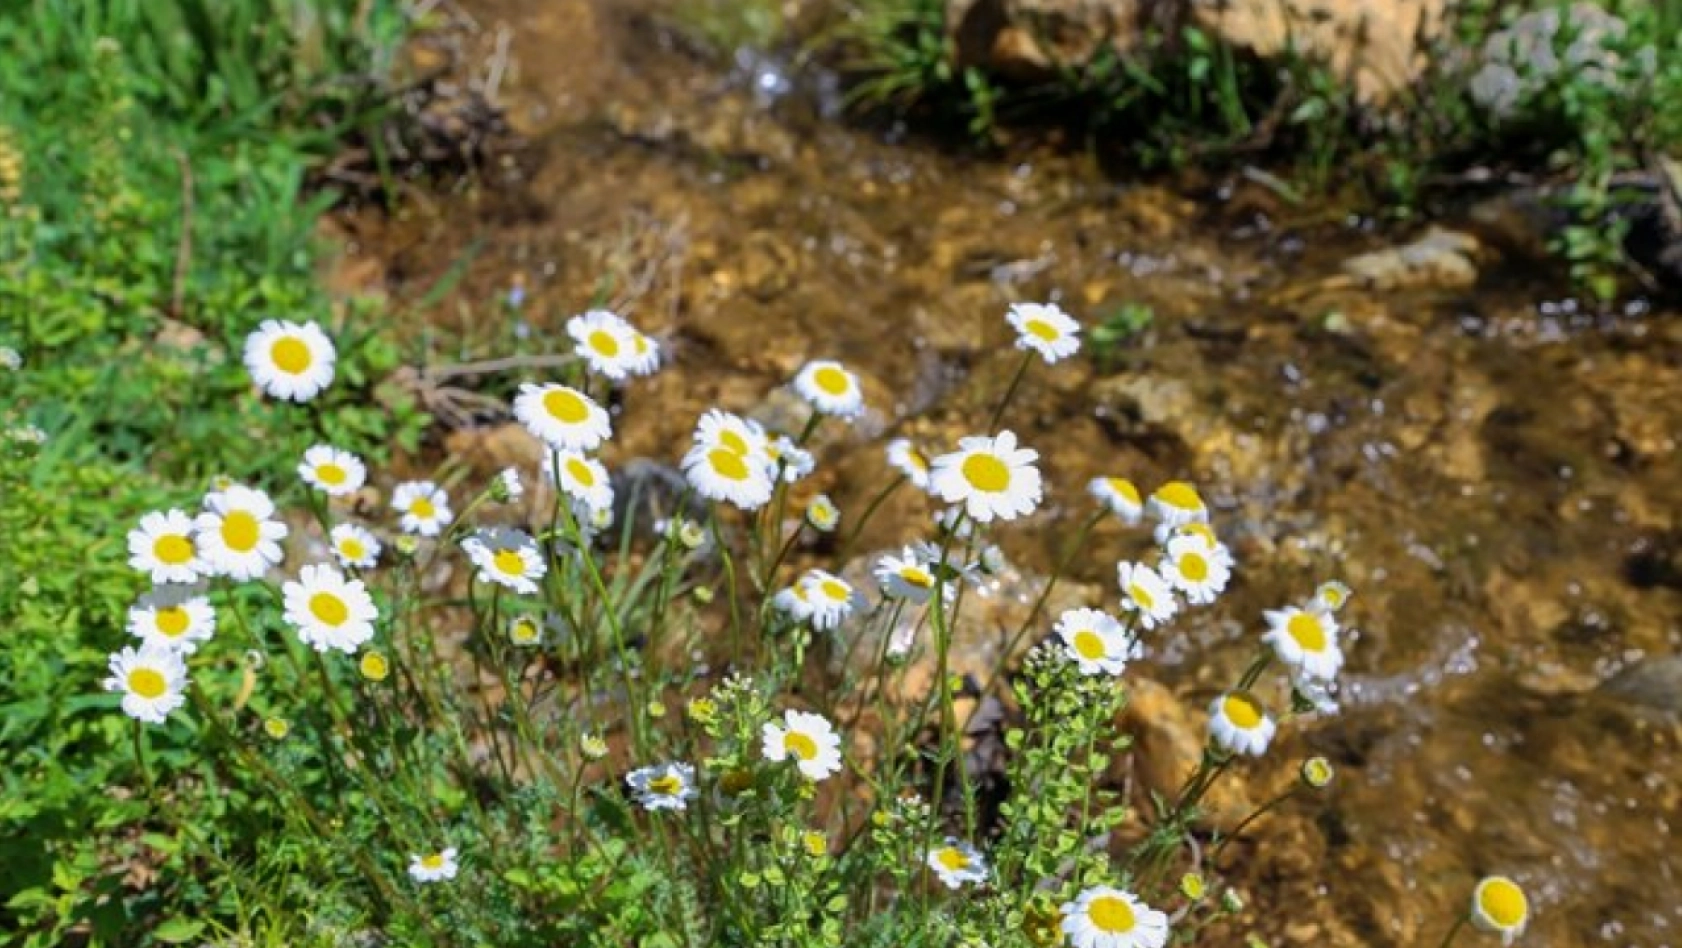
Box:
[1181,522,1218,547]
[410,497,436,519]
[492,549,526,576]
[359,652,389,681]
[1106,477,1140,505]
[1088,895,1137,934]
[421,853,445,870]
[339,538,366,561]
[1024,319,1060,342]
[588,330,620,357]
[708,448,751,482]
[127,667,168,699]
[1478,879,1527,928]
[511,620,539,643]
[719,430,750,454]
[813,366,852,396]
[819,579,850,602]
[155,607,191,638]
[960,453,1010,492]
[899,567,933,589]
[1073,629,1107,661]
[783,731,819,761]
[648,774,683,796]
[154,534,194,566]
[220,510,260,552]
[1129,582,1155,611]
[1322,587,1346,608]
[1154,480,1203,512]
[936,847,971,871]
[271,336,312,374]
[543,388,590,424]
[1223,692,1264,729]
[1179,551,1209,583]
[1287,612,1327,652]
[565,457,596,487]
[316,463,347,485]
[309,592,349,626]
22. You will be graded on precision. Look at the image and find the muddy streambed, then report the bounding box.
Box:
[331,1,1682,943]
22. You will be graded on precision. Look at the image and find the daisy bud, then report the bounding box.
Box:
[1300,756,1334,789]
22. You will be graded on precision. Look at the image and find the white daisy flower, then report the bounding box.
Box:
[1117,561,1178,630]
[126,587,216,654]
[1006,301,1081,364]
[463,528,547,595]
[544,450,614,513]
[495,467,524,502]
[683,440,774,511]
[925,838,989,889]
[282,564,379,654]
[1208,691,1275,757]
[507,615,544,647]
[627,762,698,811]
[1262,606,1343,681]
[760,709,844,781]
[195,486,288,581]
[694,409,770,464]
[1060,886,1169,948]
[358,651,390,682]
[104,645,188,725]
[1055,608,1136,676]
[1160,536,1230,606]
[626,330,661,376]
[885,438,933,490]
[1147,480,1207,527]
[766,436,815,483]
[793,360,865,418]
[1471,876,1529,946]
[929,430,1042,524]
[330,523,381,569]
[407,847,458,884]
[392,481,452,537]
[1087,476,1144,523]
[1313,580,1352,614]
[513,383,612,452]
[799,570,859,631]
[1168,522,1233,567]
[298,445,366,496]
[772,582,816,622]
[1290,670,1341,716]
[805,494,839,533]
[243,319,336,402]
[567,309,639,380]
[127,509,206,584]
[874,547,941,604]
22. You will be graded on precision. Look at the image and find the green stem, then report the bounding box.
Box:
[987,351,1034,433]
[1212,787,1299,866]
[1436,916,1468,948]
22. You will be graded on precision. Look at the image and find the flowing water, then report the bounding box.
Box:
[336,1,1682,943]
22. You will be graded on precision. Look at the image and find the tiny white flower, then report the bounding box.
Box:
[1088,476,1144,523]
[282,564,379,654]
[1208,691,1275,757]
[693,409,770,464]
[805,494,839,533]
[408,847,459,884]
[925,838,989,889]
[330,523,381,569]
[567,309,640,380]
[1147,480,1207,527]
[799,569,859,631]
[127,586,216,654]
[1006,301,1081,363]
[298,445,366,496]
[392,480,452,537]
[128,509,207,584]
[627,762,698,811]
[513,383,612,452]
[1055,608,1137,676]
[1060,886,1169,948]
[1470,876,1529,946]
[885,438,933,491]
[626,330,661,376]
[792,360,864,418]
[772,582,816,622]
[1313,580,1353,614]
[1262,605,1343,681]
[760,709,844,781]
[496,467,524,502]
[1117,561,1178,630]
[874,547,941,604]
[1291,671,1341,716]
[683,440,774,511]
[544,450,613,513]
[463,528,547,595]
[195,485,289,582]
[507,615,545,647]
[929,430,1042,524]
[104,645,189,725]
[243,319,336,402]
[766,436,815,483]
[1160,535,1230,605]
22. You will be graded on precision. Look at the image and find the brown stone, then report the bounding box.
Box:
[1117,678,1254,831]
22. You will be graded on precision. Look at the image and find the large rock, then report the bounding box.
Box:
[947,0,1449,105]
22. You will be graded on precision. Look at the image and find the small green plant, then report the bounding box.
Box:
[1089,303,1154,370]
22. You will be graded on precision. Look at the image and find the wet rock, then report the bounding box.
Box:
[1339,227,1480,292]
[949,0,1447,105]
[1116,678,1254,831]
[1598,657,1682,718]
[444,422,546,474]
